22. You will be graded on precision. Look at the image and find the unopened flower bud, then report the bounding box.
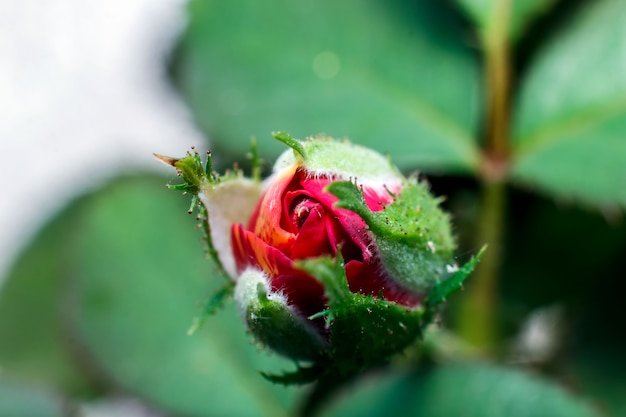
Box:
[156,132,483,382]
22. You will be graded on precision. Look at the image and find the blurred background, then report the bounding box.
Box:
[1,0,625,416]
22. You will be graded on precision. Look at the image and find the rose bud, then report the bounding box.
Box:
[155,132,483,382]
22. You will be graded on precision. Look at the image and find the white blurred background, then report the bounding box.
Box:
[0,0,205,286]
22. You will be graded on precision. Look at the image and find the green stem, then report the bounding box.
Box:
[458,0,511,352]
[458,180,506,352]
[485,0,511,157]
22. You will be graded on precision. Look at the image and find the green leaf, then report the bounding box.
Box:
[175,0,481,173]
[511,0,626,207]
[0,204,95,396]
[65,176,299,417]
[572,349,626,417]
[320,363,602,417]
[508,0,557,39]
[454,0,557,41]
[0,379,66,417]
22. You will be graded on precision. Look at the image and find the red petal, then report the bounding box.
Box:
[271,273,326,320]
[345,259,420,307]
[249,165,298,251]
[231,223,326,318]
[232,224,295,276]
[291,204,334,259]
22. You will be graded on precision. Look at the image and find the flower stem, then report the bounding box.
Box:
[458,179,506,352]
[457,0,511,352]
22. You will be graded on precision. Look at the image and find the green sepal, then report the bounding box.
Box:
[426,245,486,307]
[154,148,210,195]
[187,281,235,335]
[422,246,486,326]
[329,293,424,375]
[234,269,329,362]
[297,257,425,376]
[247,295,328,362]
[272,131,307,159]
[155,144,263,269]
[271,132,401,184]
[261,363,325,386]
[296,254,351,315]
[326,179,456,295]
[154,145,263,322]
[175,153,208,192]
[249,136,262,182]
[154,149,222,269]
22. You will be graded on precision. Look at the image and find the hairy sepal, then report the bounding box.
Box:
[326,179,456,295]
[155,149,263,280]
[198,178,262,278]
[234,268,328,362]
[297,257,425,376]
[272,132,403,187]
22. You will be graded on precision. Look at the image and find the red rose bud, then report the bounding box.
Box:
[156,133,483,381]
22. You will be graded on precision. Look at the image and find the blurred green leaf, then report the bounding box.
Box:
[0,205,94,396]
[453,0,557,41]
[175,0,481,173]
[0,379,65,417]
[511,0,626,207]
[572,349,626,417]
[66,176,299,417]
[320,363,601,417]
